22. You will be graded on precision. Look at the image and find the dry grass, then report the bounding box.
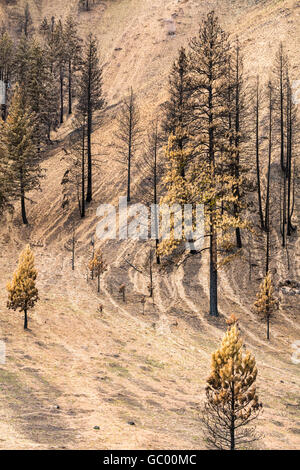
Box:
[0,0,299,449]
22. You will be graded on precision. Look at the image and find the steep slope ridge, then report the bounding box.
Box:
[0,0,299,449]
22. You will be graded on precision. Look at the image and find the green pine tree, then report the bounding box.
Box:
[0,86,43,224]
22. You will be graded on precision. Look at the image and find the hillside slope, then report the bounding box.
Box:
[0,0,299,449]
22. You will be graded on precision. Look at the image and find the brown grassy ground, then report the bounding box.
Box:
[0,0,299,449]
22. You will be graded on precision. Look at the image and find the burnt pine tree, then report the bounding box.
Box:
[285,75,297,236]
[14,38,58,148]
[227,39,249,249]
[62,115,88,218]
[264,81,273,274]
[0,86,43,224]
[163,47,191,176]
[273,43,288,173]
[116,87,141,203]
[77,33,105,203]
[26,40,54,150]
[138,117,164,263]
[40,18,67,125]
[254,76,265,231]
[53,20,67,124]
[64,16,82,115]
[189,11,234,316]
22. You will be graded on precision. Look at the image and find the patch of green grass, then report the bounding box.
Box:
[145,358,165,369]
[108,362,130,377]
[0,368,20,386]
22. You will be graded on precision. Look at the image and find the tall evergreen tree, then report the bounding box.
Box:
[285,75,297,236]
[0,87,43,224]
[7,245,39,330]
[188,11,238,316]
[163,47,191,176]
[226,39,249,249]
[157,132,195,257]
[77,33,105,202]
[203,322,262,450]
[14,36,32,103]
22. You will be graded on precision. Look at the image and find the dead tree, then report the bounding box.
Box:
[61,117,88,218]
[138,117,164,264]
[265,81,273,275]
[254,76,265,231]
[116,87,142,203]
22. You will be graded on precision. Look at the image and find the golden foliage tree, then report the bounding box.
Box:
[157,132,196,257]
[203,322,262,450]
[159,12,247,317]
[7,245,39,330]
[89,248,107,293]
[254,273,278,340]
[158,129,246,316]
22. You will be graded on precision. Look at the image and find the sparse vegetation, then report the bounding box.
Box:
[7,245,39,330]
[0,0,298,451]
[203,321,263,450]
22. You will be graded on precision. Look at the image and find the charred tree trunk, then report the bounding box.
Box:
[24,308,28,330]
[60,68,64,124]
[20,168,28,225]
[81,124,86,218]
[86,107,92,202]
[287,85,295,236]
[127,108,132,203]
[255,77,264,231]
[68,59,72,115]
[210,211,218,317]
[265,83,273,275]
[234,43,242,249]
[153,126,160,264]
[230,386,235,450]
[279,48,286,173]
[72,225,75,271]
